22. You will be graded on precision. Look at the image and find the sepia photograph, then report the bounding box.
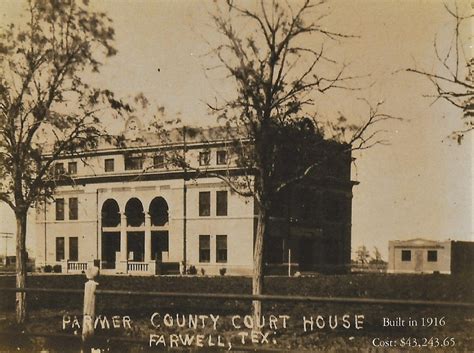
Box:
[0,0,472,352]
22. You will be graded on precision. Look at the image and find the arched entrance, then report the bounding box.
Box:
[101,199,120,269]
[149,197,169,261]
[125,197,145,227]
[125,198,145,262]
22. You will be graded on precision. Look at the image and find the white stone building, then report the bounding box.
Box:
[35,117,354,276]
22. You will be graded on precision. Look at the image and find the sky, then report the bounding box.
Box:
[0,0,472,260]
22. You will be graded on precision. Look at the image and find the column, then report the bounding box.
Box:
[144,213,151,263]
[63,238,70,273]
[97,207,102,261]
[118,212,128,273]
[61,259,69,274]
[120,213,127,261]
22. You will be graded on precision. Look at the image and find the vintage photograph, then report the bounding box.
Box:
[0,0,472,352]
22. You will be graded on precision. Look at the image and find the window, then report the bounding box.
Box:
[401,250,411,262]
[427,250,438,262]
[199,192,210,216]
[55,198,65,221]
[124,156,143,170]
[69,237,78,261]
[153,155,165,169]
[199,235,210,263]
[69,197,78,220]
[216,235,227,263]
[105,158,115,172]
[67,162,77,175]
[54,162,65,176]
[199,151,210,166]
[56,237,65,262]
[216,191,228,216]
[216,150,227,165]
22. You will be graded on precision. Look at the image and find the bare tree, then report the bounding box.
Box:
[356,245,370,265]
[369,246,385,265]
[189,0,398,327]
[407,2,473,144]
[0,0,128,324]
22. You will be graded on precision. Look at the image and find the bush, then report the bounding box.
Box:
[219,268,227,276]
[44,265,52,273]
[186,265,197,275]
[200,268,205,276]
[53,264,62,273]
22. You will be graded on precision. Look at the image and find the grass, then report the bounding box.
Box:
[0,273,473,352]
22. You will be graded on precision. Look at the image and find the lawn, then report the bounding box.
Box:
[0,273,472,352]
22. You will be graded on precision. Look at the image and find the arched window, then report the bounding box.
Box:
[149,197,169,226]
[101,199,120,227]
[125,198,145,227]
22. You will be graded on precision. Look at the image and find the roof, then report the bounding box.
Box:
[390,238,451,247]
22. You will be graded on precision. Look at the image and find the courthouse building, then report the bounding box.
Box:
[35,117,356,275]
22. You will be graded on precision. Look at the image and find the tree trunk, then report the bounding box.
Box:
[15,211,28,325]
[252,205,267,331]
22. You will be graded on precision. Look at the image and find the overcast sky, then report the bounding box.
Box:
[0,0,472,260]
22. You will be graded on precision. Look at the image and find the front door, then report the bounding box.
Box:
[151,231,169,261]
[102,232,120,269]
[127,231,145,262]
[415,250,423,272]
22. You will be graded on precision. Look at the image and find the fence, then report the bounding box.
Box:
[0,267,473,352]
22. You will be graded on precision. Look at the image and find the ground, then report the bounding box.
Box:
[0,273,472,352]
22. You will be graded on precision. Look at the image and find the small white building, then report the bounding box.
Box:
[388,238,451,274]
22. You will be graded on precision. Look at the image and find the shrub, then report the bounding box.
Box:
[44,265,52,273]
[187,265,197,275]
[219,268,227,276]
[53,264,62,273]
[200,268,205,276]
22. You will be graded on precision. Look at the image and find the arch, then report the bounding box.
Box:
[101,199,120,227]
[125,197,145,227]
[149,197,169,226]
